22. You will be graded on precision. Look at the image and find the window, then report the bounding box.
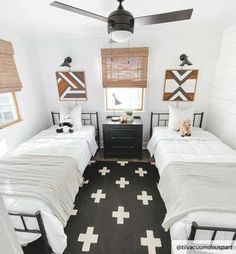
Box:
[0,92,20,128]
[105,88,144,111]
[101,47,149,111]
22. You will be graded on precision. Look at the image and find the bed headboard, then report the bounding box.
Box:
[51,112,100,148]
[150,112,204,138]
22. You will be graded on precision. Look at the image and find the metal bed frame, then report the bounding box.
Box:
[8,111,100,254]
[150,112,204,138]
[51,111,100,148]
[9,211,52,254]
[189,221,236,242]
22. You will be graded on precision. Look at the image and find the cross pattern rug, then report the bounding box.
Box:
[23,161,170,254]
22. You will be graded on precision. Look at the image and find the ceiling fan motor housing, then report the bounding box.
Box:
[108,5,134,37]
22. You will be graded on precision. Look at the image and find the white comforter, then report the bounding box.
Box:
[148,127,236,175]
[1,125,98,254]
[147,127,236,242]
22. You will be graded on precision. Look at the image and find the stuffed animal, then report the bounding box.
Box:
[56,114,74,133]
[179,118,192,137]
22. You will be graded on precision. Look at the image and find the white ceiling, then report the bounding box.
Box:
[1,0,236,38]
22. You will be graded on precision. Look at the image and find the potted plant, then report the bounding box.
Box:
[125,109,134,122]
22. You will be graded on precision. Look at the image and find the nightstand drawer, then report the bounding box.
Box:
[108,146,135,155]
[110,137,135,147]
[110,127,135,137]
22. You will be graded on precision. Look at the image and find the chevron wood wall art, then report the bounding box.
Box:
[56,71,87,101]
[163,69,198,101]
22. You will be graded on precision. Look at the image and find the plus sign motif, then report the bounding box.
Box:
[89,160,96,165]
[112,206,130,224]
[115,177,129,188]
[117,161,128,166]
[80,179,89,187]
[137,191,153,205]
[135,167,148,177]
[91,189,106,203]
[99,167,110,176]
[78,227,99,252]
[70,204,78,216]
[141,230,162,254]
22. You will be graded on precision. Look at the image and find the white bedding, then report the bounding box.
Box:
[148,127,236,175]
[147,127,236,244]
[1,125,98,254]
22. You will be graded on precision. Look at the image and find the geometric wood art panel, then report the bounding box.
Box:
[163,69,198,101]
[56,71,87,101]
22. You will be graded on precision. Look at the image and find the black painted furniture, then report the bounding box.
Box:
[103,116,143,159]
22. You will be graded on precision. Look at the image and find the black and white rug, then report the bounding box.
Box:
[24,161,170,254]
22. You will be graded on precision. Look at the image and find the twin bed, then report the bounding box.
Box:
[0,112,99,254]
[2,110,236,253]
[148,112,236,251]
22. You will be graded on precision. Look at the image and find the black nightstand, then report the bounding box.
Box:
[103,116,143,159]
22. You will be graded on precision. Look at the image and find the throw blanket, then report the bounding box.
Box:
[0,154,83,226]
[159,162,236,231]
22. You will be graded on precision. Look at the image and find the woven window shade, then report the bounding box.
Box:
[101,47,149,88]
[0,39,22,93]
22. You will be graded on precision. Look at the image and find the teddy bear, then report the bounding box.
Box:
[56,114,74,133]
[179,118,192,137]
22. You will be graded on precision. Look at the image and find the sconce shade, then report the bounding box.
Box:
[60,56,72,67]
[180,54,192,66]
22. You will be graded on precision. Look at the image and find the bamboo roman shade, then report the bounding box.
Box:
[101,47,149,88]
[0,39,22,93]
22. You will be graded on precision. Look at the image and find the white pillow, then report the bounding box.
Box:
[59,105,71,123]
[168,105,194,131]
[70,105,82,130]
[59,104,82,130]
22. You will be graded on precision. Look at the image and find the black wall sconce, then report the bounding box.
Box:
[179,54,192,67]
[60,56,72,67]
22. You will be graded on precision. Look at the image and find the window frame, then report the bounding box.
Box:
[104,87,145,112]
[0,92,21,129]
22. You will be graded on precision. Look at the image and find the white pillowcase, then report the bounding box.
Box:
[70,105,82,130]
[168,105,194,131]
[59,104,82,130]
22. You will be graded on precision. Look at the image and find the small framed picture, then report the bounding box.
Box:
[56,71,87,101]
[163,69,198,101]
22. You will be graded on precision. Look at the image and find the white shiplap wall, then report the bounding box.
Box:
[206,24,236,150]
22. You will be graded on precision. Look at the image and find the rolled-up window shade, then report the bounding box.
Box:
[0,39,22,93]
[101,47,149,88]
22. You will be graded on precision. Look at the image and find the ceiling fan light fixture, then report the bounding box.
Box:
[109,30,132,43]
[107,0,134,43]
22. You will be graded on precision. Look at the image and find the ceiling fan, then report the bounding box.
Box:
[50,0,193,43]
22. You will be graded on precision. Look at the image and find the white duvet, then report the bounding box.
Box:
[147,127,236,243]
[1,125,98,254]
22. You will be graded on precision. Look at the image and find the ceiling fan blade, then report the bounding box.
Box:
[135,9,193,26]
[50,1,108,23]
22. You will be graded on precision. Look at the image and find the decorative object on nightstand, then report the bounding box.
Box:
[111,93,122,121]
[125,109,133,122]
[103,116,143,159]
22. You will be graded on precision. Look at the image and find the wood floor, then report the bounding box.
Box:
[94,148,153,163]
